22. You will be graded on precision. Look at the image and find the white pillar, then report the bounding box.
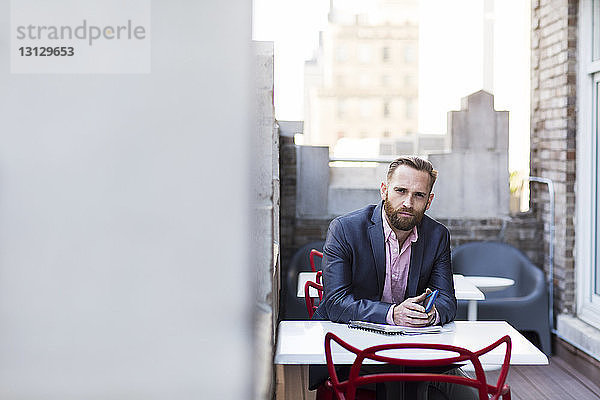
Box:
[0,1,253,399]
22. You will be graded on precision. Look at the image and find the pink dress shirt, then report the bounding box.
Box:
[381,209,418,324]
[381,208,440,325]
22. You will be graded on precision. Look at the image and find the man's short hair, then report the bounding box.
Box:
[386,156,438,191]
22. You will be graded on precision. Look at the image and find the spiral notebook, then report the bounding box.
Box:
[348,320,443,336]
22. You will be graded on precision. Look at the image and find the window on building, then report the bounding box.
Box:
[594,0,600,60]
[578,0,600,328]
[383,130,391,138]
[359,99,370,117]
[380,142,394,155]
[358,44,372,63]
[383,101,390,118]
[404,74,414,88]
[382,46,390,62]
[382,74,391,86]
[405,99,415,119]
[595,77,600,296]
[337,99,347,118]
[359,74,370,87]
[335,45,348,62]
[404,45,416,64]
[396,141,414,154]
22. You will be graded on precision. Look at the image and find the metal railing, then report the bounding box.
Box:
[529,176,555,333]
[329,156,398,163]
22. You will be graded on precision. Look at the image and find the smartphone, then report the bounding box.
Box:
[421,289,439,313]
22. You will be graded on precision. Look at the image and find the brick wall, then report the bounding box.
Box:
[439,215,544,266]
[289,214,543,269]
[293,217,332,249]
[530,0,577,314]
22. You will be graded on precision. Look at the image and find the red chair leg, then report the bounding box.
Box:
[316,384,333,400]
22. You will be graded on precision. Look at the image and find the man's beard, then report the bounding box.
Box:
[384,196,426,231]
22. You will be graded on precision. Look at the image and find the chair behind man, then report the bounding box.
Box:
[452,241,551,355]
[283,241,325,319]
[325,332,512,400]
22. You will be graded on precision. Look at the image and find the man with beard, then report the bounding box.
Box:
[310,156,470,399]
[313,156,456,325]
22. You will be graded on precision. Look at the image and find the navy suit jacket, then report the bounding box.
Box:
[314,201,456,324]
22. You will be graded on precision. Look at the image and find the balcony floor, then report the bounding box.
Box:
[484,355,600,399]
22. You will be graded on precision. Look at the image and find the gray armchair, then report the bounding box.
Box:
[452,241,551,355]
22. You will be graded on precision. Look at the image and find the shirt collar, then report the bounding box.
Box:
[381,206,419,244]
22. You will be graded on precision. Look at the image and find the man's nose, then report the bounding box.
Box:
[402,196,413,208]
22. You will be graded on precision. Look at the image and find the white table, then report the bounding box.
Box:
[453,274,485,321]
[297,272,322,297]
[275,320,548,366]
[297,273,485,321]
[464,276,515,293]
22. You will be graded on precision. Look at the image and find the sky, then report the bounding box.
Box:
[252,0,531,172]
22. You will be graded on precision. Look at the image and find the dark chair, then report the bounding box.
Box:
[282,241,325,319]
[325,332,512,400]
[452,241,551,355]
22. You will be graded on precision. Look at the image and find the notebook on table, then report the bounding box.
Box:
[348,320,443,336]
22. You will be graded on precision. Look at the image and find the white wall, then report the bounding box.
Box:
[252,41,277,400]
[0,1,252,399]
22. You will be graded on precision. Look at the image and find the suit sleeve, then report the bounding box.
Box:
[319,219,391,323]
[426,228,456,324]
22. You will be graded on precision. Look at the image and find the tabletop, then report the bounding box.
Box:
[452,274,485,300]
[297,272,322,297]
[464,276,515,293]
[275,320,548,366]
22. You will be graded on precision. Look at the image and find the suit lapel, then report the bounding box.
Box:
[368,202,386,295]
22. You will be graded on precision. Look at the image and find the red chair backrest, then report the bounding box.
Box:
[315,270,323,284]
[310,249,323,272]
[305,280,324,318]
[324,332,512,400]
[306,249,324,318]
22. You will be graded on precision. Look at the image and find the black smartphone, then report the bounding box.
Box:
[421,289,439,312]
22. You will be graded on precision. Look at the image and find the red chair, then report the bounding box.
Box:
[310,249,323,272]
[316,270,323,284]
[306,251,367,399]
[307,286,376,400]
[324,332,512,400]
[305,280,323,318]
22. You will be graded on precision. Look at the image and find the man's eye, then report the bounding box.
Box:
[415,193,425,198]
[395,188,406,193]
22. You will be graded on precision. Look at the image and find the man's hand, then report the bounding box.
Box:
[392,289,437,327]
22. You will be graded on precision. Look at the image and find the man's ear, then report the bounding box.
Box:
[425,192,434,210]
[380,182,387,201]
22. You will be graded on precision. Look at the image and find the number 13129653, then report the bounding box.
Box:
[19,46,74,56]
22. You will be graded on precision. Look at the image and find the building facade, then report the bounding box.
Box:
[304,2,423,157]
